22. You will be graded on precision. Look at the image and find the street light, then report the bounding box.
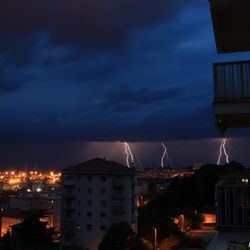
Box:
[153,227,157,250]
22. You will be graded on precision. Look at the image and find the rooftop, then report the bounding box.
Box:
[221,170,250,180]
[0,208,22,218]
[63,158,135,174]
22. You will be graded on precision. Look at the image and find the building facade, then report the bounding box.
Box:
[215,170,250,229]
[209,0,250,130]
[60,158,138,250]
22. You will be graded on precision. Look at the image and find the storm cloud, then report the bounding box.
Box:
[0,0,193,48]
[1,0,248,143]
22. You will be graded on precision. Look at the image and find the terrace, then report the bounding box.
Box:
[213,60,250,129]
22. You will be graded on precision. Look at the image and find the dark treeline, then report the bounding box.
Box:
[138,161,245,242]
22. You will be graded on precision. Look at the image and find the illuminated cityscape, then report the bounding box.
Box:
[0,170,61,191]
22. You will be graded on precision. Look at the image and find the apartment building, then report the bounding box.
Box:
[209,0,250,130]
[60,158,137,250]
[215,170,250,245]
[215,170,250,229]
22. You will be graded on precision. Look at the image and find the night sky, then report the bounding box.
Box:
[1,0,250,169]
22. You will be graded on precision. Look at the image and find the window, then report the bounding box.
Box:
[87,188,92,194]
[87,176,92,182]
[101,200,107,207]
[78,187,81,193]
[87,212,92,217]
[78,212,81,216]
[87,200,92,206]
[101,188,106,195]
[86,224,92,230]
[78,199,80,204]
[101,176,107,182]
[77,224,80,230]
[100,212,106,218]
[100,225,106,231]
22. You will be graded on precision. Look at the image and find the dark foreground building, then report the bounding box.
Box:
[215,170,250,246]
[209,0,250,130]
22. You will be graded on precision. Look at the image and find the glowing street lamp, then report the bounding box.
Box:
[153,227,157,250]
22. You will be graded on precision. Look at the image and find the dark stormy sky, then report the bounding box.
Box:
[1,0,250,169]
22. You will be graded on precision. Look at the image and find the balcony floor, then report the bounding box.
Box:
[214,102,250,129]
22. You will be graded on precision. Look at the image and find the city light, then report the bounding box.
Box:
[0,170,61,191]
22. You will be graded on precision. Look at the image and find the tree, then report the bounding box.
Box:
[1,210,55,250]
[99,222,148,250]
[138,207,181,242]
[13,210,54,247]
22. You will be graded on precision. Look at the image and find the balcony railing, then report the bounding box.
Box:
[62,220,75,234]
[112,206,125,216]
[112,199,125,207]
[63,191,75,199]
[214,60,250,102]
[64,200,76,210]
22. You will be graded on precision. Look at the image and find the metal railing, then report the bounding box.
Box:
[62,221,75,234]
[112,206,125,216]
[214,60,250,102]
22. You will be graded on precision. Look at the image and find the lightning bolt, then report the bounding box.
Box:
[124,142,134,168]
[161,142,173,169]
[161,142,170,169]
[217,138,229,165]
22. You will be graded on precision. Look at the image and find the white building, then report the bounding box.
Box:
[60,158,138,250]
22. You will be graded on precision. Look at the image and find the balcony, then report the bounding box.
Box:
[112,206,125,216]
[63,191,75,199]
[213,60,250,129]
[63,175,76,186]
[64,200,76,211]
[113,180,125,188]
[209,0,250,53]
[112,199,125,207]
[62,220,75,234]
